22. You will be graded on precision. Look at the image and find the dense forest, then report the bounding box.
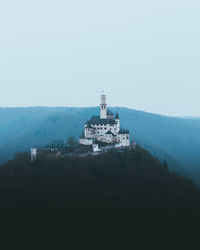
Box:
[0,146,200,222]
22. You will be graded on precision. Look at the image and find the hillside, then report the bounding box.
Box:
[0,146,200,220]
[1,107,200,184]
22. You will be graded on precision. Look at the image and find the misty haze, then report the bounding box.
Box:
[1,0,200,225]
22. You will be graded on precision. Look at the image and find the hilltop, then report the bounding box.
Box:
[0,146,200,220]
[1,107,200,184]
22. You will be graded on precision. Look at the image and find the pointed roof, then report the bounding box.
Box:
[118,129,129,134]
[115,113,119,119]
[107,110,114,115]
[105,130,115,135]
[86,116,117,125]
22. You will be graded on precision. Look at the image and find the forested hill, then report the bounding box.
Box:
[1,146,200,220]
[1,107,200,184]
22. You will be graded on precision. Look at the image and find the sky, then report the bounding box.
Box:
[0,0,200,116]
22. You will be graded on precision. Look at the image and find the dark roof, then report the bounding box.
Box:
[86,116,117,125]
[115,113,119,119]
[46,140,68,148]
[118,129,129,134]
[86,123,92,129]
[105,130,115,135]
[47,140,65,145]
[107,110,114,115]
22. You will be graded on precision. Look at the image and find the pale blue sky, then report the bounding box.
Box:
[0,0,200,116]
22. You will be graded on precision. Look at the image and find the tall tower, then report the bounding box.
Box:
[100,93,107,119]
[115,113,120,133]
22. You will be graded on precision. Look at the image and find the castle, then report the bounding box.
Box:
[79,94,130,152]
[31,93,132,161]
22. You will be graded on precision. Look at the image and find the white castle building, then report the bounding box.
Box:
[31,94,131,161]
[79,94,130,151]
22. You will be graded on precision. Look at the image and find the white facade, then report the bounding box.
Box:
[79,94,130,151]
[117,134,130,147]
[79,138,94,145]
[93,144,102,152]
[31,148,37,162]
[100,94,107,119]
[116,118,120,133]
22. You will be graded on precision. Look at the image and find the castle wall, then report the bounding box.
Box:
[116,119,120,133]
[79,138,93,145]
[96,134,115,143]
[100,108,107,119]
[84,124,130,147]
[31,148,37,162]
[89,123,118,136]
[85,128,96,139]
[100,94,107,119]
[117,134,130,147]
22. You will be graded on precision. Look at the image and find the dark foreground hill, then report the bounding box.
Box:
[1,146,200,221]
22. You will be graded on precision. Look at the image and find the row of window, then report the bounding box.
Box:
[93,127,117,131]
[92,124,114,127]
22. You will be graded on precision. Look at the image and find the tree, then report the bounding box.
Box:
[163,159,168,170]
[67,136,78,148]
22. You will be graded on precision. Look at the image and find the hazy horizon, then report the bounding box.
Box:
[1,105,199,118]
[1,0,200,116]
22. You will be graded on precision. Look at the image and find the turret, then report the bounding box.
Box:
[100,93,107,119]
[115,113,120,133]
[31,148,37,162]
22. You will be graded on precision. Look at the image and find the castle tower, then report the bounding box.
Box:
[100,93,107,119]
[115,113,120,133]
[31,148,37,162]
